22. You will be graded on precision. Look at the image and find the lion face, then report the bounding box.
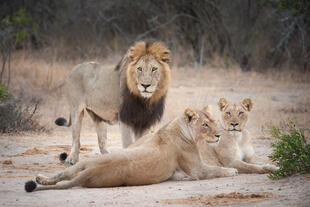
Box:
[134,55,163,98]
[218,98,253,132]
[126,41,171,102]
[184,106,221,143]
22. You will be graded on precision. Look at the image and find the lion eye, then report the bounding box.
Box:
[226,112,231,116]
[239,112,244,116]
[152,67,158,72]
[137,67,142,72]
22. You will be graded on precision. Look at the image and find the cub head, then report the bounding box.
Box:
[183,105,221,144]
[126,41,171,102]
[218,98,253,132]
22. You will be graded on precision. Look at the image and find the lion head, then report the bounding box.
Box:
[126,41,171,102]
[183,105,221,143]
[217,98,253,132]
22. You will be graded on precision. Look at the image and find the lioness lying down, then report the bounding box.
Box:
[200,98,278,174]
[25,107,237,192]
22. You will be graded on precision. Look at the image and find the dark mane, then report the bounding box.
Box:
[119,85,165,135]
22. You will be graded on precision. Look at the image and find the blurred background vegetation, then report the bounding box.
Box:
[0,0,310,133]
[1,0,309,75]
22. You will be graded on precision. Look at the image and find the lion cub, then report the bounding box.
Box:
[212,98,278,174]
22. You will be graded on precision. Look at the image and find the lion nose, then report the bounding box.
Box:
[141,84,151,89]
[231,123,239,127]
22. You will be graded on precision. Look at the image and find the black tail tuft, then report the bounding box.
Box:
[55,117,67,126]
[25,180,37,192]
[59,152,68,161]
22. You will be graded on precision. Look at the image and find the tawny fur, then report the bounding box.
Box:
[29,107,237,192]
[56,40,171,166]
[199,98,278,174]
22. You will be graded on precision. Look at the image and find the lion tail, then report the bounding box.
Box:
[55,115,71,127]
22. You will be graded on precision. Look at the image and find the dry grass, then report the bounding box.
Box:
[2,51,310,136]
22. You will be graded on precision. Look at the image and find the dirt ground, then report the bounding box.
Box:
[0,65,310,207]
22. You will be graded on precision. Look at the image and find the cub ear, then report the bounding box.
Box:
[241,98,253,111]
[218,98,229,111]
[184,108,199,124]
[161,50,171,63]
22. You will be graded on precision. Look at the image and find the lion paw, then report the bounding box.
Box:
[64,153,79,166]
[35,174,48,185]
[263,164,279,173]
[225,168,238,177]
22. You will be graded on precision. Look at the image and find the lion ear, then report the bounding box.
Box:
[203,105,212,114]
[184,108,199,124]
[161,50,171,63]
[218,98,229,111]
[203,105,215,122]
[241,98,253,111]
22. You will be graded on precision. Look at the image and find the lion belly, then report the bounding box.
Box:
[123,147,177,185]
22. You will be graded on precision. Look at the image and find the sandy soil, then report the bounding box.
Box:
[0,66,310,207]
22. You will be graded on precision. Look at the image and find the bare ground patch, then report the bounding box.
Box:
[164,192,276,206]
[8,145,94,157]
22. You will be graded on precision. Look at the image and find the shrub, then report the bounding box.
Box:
[0,83,10,102]
[268,121,310,179]
[0,93,45,133]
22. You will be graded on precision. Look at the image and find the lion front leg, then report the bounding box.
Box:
[95,121,109,154]
[243,152,279,173]
[228,159,274,174]
[197,164,238,179]
[120,122,135,148]
[183,159,238,180]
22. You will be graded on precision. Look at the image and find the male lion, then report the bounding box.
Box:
[199,98,278,174]
[55,40,171,165]
[24,107,238,192]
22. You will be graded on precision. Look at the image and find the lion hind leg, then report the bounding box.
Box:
[65,106,84,166]
[34,169,89,192]
[36,162,86,185]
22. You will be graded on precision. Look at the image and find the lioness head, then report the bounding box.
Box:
[126,41,171,101]
[184,105,220,143]
[218,98,253,132]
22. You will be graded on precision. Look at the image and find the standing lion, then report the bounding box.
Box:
[55,40,171,165]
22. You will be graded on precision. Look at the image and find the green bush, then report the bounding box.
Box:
[0,84,11,102]
[268,122,310,179]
